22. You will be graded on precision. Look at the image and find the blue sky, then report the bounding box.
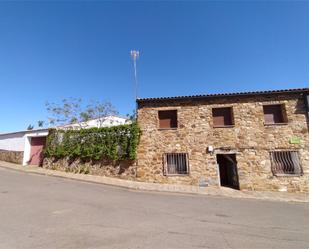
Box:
[0,1,308,132]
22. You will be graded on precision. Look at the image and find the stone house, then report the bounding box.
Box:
[136,88,309,192]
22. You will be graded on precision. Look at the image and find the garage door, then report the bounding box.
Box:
[29,137,47,166]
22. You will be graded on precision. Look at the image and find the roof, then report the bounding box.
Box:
[56,115,128,128]
[137,88,309,103]
[0,116,129,136]
[0,128,49,136]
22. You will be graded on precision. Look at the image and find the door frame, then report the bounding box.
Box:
[23,131,48,166]
[216,152,240,190]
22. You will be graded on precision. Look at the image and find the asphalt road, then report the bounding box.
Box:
[0,167,308,249]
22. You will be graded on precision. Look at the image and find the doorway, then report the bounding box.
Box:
[29,137,47,166]
[216,154,239,190]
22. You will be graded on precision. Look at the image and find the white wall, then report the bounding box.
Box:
[0,129,49,165]
[0,132,26,152]
[60,116,129,129]
[86,116,129,127]
[23,130,49,165]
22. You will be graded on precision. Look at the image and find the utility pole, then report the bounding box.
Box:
[130,50,140,176]
[130,50,140,100]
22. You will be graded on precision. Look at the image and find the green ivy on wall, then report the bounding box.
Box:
[44,123,141,161]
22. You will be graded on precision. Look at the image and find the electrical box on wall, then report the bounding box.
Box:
[207,146,214,153]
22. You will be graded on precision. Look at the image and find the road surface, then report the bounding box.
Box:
[0,167,308,249]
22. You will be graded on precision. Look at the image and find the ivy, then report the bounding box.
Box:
[44,123,141,161]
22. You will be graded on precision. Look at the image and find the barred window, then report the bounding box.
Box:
[163,153,189,175]
[270,151,303,176]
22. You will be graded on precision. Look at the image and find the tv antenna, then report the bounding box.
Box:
[130,50,140,100]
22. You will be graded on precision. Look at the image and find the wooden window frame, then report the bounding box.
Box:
[158,110,178,130]
[263,104,288,126]
[163,153,189,176]
[212,107,235,128]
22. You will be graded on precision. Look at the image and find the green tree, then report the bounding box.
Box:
[38,120,44,127]
[126,109,137,122]
[27,124,34,130]
[45,98,119,128]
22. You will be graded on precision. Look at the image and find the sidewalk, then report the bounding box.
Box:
[0,160,308,203]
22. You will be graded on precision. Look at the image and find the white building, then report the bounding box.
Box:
[0,129,49,166]
[58,116,130,129]
[0,116,129,166]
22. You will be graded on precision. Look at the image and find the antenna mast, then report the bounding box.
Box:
[130,50,140,100]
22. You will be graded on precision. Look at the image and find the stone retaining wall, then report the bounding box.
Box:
[0,149,23,164]
[43,158,137,180]
[137,92,309,193]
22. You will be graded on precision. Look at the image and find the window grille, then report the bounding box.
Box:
[163,153,189,175]
[270,151,302,176]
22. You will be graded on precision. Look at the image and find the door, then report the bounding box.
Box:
[217,154,239,190]
[29,137,46,166]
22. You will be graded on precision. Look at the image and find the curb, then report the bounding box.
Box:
[0,162,207,195]
[0,161,308,203]
[0,165,243,200]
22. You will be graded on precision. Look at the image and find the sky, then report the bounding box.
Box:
[0,1,308,132]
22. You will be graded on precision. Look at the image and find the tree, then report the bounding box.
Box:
[27,124,34,130]
[126,109,137,122]
[38,120,44,128]
[45,98,118,128]
[84,101,119,127]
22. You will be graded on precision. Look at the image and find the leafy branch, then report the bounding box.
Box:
[45,98,118,128]
[44,123,141,161]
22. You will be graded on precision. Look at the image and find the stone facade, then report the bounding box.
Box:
[137,91,309,193]
[43,158,136,180]
[0,149,23,164]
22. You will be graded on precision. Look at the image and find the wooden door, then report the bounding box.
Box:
[29,137,46,166]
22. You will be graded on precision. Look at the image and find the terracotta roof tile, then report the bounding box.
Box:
[137,88,309,103]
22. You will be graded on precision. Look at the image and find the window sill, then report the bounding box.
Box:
[158,128,178,131]
[213,125,235,128]
[264,123,288,126]
[273,173,303,177]
[165,174,189,177]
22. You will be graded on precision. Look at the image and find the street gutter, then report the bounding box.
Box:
[0,160,308,203]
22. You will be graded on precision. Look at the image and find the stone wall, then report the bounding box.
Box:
[0,149,23,164]
[43,158,137,180]
[137,93,309,193]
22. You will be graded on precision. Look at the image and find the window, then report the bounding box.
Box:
[263,104,287,125]
[163,153,189,175]
[212,107,234,127]
[158,110,177,129]
[270,151,303,176]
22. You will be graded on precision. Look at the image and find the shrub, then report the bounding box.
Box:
[44,123,141,161]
